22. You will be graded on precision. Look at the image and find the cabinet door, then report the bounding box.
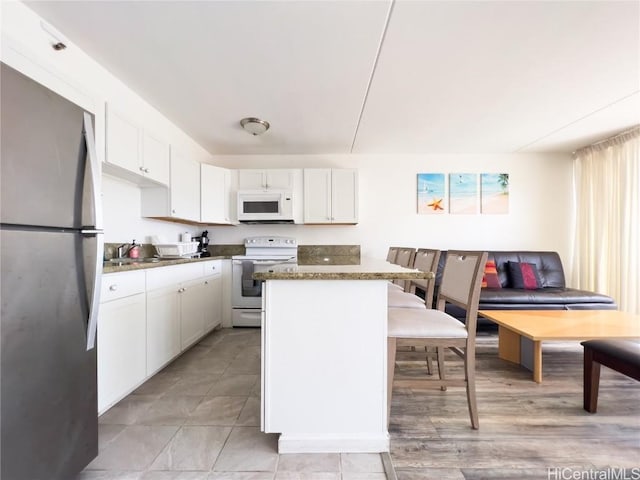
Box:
[303,169,332,223]
[238,170,266,190]
[106,107,141,174]
[142,132,170,186]
[170,149,201,221]
[146,285,180,376]
[180,278,206,350]
[331,169,358,223]
[201,164,231,224]
[203,274,222,332]
[265,170,294,190]
[97,293,146,413]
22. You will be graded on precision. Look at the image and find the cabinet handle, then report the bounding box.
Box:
[172,209,176,214]
[144,167,150,173]
[139,166,145,172]
[109,284,118,291]
[204,281,209,285]
[178,287,185,293]
[211,266,216,270]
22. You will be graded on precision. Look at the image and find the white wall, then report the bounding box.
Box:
[101,175,201,244]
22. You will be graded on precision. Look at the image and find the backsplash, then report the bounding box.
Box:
[104,242,157,260]
[104,242,360,264]
[298,245,360,265]
[208,244,246,257]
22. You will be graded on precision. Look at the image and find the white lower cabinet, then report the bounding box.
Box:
[204,274,222,331]
[99,260,224,413]
[179,277,206,350]
[98,271,146,414]
[146,284,180,376]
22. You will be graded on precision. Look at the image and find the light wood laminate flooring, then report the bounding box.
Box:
[390,331,640,479]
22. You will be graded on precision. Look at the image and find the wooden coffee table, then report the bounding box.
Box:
[478,310,640,383]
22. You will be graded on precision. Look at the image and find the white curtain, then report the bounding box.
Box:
[572,126,640,314]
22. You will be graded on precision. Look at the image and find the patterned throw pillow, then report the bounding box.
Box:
[481,260,501,288]
[508,261,542,289]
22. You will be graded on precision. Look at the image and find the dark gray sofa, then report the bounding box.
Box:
[432,251,617,328]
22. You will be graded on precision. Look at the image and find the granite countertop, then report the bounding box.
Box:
[252,257,434,281]
[102,256,228,274]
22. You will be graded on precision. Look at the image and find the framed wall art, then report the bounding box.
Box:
[481,173,509,214]
[449,173,478,214]
[417,173,446,214]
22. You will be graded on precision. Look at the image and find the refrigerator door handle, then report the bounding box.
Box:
[85,232,103,351]
[83,112,102,230]
[82,112,103,350]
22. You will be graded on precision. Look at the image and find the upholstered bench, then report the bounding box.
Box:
[581,339,640,413]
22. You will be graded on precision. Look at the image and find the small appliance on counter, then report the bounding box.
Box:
[197,230,211,257]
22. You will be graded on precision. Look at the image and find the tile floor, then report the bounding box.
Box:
[78,327,390,480]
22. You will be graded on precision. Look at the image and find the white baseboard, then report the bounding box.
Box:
[277,433,389,453]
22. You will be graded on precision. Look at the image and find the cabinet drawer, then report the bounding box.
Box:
[201,260,222,277]
[101,271,146,302]
[146,262,205,291]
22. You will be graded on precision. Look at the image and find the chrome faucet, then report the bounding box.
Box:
[116,243,129,259]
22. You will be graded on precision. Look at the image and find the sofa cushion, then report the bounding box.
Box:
[435,251,566,288]
[508,261,542,289]
[481,260,502,288]
[479,287,616,304]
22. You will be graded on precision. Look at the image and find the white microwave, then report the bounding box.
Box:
[237,190,294,223]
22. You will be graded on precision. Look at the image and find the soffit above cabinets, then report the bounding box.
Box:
[24,0,640,155]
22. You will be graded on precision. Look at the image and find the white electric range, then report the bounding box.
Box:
[231,236,298,327]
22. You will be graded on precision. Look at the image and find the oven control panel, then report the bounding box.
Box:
[244,236,297,248]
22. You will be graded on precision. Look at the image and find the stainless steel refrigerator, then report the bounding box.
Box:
[1,62,103,479]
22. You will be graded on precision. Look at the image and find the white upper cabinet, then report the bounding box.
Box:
[142,132,170,185]
[238,169,295,191]
[170,149,200,222]
[331,168,359,223]
[105,108,138,173]
[105,105,169,186]
[303,169,358,224]
[141,147,201,223]
[201,164,232,224]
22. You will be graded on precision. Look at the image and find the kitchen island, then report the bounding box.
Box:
[254,258,432,454]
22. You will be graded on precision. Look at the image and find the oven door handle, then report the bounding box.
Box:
[253,260,288,266]
[233,258,294,266]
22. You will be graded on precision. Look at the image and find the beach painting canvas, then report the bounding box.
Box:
[481,173,509,214]
[449,173,478,214]
[417,173,446,214]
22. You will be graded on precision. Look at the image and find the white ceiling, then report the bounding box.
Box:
[26,0,640,155]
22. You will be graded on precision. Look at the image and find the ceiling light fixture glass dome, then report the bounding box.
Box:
[240,117,270,136]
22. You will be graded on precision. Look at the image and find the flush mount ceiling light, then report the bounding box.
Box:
[240,117,270,136]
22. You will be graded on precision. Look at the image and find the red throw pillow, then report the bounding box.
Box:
[481,260,501,288]
[508,261,542,289]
